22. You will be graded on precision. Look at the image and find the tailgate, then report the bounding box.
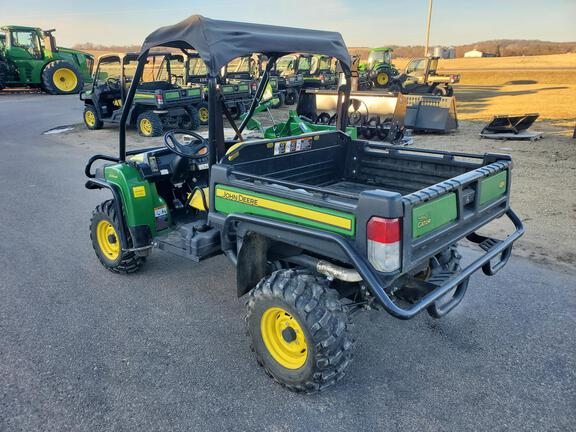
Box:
[401,160,511,272]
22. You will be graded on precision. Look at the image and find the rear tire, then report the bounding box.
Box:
[137,111,163,137]
[196,101,210,126]
[246,269,353,393]
[180,105,200,130]
[284,88,298,105]
[42,60,83,95]
[374,70,391,88]
[270,91,285,109]
[90,200,145,274]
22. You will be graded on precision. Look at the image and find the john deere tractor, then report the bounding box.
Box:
[362,47,398,89]
[0,25,93,94]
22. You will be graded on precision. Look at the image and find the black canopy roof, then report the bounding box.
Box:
[139,15,351,76]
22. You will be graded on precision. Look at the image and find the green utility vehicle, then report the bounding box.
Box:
[181,52,252,124]
[0,25,93,94]
[80,52,201,137]
[392,56,459,96]
[301,54,337,89]
[361,47,398,88]
[270,54,304,105]
[85,16,523,393]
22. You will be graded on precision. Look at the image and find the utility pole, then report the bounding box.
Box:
[424,0,433,57]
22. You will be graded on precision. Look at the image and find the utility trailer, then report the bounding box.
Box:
[84,15,523,394]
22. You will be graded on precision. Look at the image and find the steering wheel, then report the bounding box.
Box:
[106,77,121,90]
[163,129,209,159]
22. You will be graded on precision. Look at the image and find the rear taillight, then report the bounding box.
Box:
[155,94,164,105]
[367,217,401,272]
[251,81,257,92]
[320,74,325,82]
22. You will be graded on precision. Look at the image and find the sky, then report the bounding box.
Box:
[1,0,575,48]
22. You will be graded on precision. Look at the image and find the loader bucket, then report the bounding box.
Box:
[395,94,458,133]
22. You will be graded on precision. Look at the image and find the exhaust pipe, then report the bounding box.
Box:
[287,255,362,283]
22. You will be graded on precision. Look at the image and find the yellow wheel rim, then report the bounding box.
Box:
[85,110,96,127]
[261,307,308,369]
[96,220,120,261]
[140,118,153,136]
[53,68,78,92]
[376,72,389,85]
[199,107,209,122]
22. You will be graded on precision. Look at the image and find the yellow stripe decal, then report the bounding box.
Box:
[215,189,352,230]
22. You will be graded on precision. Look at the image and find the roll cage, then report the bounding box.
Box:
[118,15,352,169]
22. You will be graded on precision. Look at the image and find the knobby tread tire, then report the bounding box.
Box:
[245,269,353,393]
[90,199,145,274]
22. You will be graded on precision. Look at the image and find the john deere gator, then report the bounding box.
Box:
[85,15,524,393]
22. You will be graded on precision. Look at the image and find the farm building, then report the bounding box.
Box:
[464,49,498,58]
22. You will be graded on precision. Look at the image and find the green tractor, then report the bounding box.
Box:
[0,25,93,94]
[362,47,398,89]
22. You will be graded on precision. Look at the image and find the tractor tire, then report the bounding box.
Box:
[284,88,298,105]
[90,199,145,274]
[374,70,392,88]
[270,91,285,109]
[246,269,353,393]
[83,105,103,130]
[42,60,83,95]
[445,86,454,97]
[180,105,200,130]
[196,101,210,126]
[137,111,163,137]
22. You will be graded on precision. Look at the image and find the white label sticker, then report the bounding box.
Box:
[154,206,168,218]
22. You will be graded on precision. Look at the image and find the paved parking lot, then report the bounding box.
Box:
[0,94,574,431]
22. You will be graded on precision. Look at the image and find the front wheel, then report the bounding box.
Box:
[284,88,298,105]
[90,200,145,273]
[83,105,103,130]
[245,269,353,393]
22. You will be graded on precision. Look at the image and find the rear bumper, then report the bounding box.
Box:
[221,208,524,320]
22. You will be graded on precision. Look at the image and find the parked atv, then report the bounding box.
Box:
[80,52,201,137]
[0,26,93,94]
[85,15,523,394]
[391,56,459,96]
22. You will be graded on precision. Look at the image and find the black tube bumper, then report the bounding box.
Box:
[222,209,524,320]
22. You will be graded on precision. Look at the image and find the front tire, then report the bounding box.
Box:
[90,200,145,273]
[42,60,83,95]
[84,105,103,130]
[246,269,353,393]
